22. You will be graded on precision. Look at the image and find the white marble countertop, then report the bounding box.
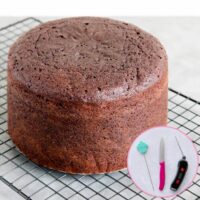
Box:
[1,16,200,101]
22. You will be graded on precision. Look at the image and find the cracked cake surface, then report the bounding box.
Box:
[7,17,168,174]
[9,17,167,102]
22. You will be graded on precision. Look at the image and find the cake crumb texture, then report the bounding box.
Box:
[7,17,168,174]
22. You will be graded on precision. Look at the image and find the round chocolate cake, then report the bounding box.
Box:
[7,17,168,174]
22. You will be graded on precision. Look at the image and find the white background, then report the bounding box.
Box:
[1,0,200,16]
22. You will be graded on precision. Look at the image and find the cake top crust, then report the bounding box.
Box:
[9,17,167,102]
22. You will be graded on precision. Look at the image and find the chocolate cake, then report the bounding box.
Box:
[7,17,168,174]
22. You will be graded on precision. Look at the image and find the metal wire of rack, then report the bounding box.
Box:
[0,17,199,200]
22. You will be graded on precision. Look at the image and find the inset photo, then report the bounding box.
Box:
[128,126,199,198]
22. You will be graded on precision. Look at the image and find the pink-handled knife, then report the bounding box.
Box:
[159,138,165,191]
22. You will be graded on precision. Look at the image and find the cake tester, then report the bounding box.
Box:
[159,138,165,191]
[137,141,154,191]
[170,136,188,191]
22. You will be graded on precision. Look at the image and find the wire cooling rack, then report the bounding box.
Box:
[0,17,200,200]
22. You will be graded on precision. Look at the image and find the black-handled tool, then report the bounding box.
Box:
[170,156,188,191]
[170,136,188,191]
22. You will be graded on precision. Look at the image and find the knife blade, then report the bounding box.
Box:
[159,138,165,191]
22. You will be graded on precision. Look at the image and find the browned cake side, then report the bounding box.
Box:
[7,17,168,174]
